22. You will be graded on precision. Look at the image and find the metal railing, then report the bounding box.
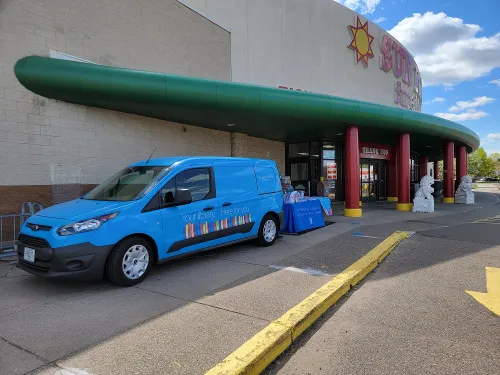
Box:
[0,201,43,256]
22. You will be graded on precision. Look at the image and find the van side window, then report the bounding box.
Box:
[160,179,176,204]
[176,168,210,201]
[160,168,211,205]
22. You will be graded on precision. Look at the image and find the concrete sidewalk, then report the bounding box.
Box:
[0,192,498,375]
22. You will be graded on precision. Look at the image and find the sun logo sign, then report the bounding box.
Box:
[348,15,374,68]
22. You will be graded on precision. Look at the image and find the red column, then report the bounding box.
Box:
[434,160,440,179]
[419,156,428,180]
[443,141,454,203]
[387,149,398,201]
[456,146,467,189]
[397,133,411,211]
[344,127,362,217]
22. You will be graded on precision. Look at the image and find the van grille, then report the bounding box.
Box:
[18,234,51,248]
[26,222,52,231]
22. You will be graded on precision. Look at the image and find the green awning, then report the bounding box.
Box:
[15,56,479,157]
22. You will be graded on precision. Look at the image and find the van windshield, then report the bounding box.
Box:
[84,165,172,201]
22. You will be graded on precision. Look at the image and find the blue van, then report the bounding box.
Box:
[16,157,283,286]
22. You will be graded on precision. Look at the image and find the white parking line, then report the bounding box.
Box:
[269,265,330,276]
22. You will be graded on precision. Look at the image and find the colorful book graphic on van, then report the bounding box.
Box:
[200,222,210,235]
[185,214,253,239]
[184,223,196,239]
[220,218,229,229]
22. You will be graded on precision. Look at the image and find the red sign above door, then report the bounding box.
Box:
[359,142,391,160]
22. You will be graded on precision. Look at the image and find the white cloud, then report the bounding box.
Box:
[373,17,387,23]
[490,79,500,86]
[423,97,446,105]
[335,0,380,14]
[434,109,488,121]
[486,133,500,141]
[448,96,495,112]
[389,12,500,87]
[482,134,500,155]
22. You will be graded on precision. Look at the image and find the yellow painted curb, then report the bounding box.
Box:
[442,197,454,204]
[396,203,413,211]
[387,197,398,202]
[205,231,411,375]
[344,208,362,217]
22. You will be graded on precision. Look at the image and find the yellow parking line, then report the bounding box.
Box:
[205,231,411,375]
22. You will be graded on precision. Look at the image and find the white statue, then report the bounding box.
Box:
[413,175,435,212]
[455,175,474,204]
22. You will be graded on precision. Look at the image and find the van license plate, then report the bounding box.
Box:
[24,247,35,262]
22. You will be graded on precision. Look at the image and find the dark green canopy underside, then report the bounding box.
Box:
[15,56,479,158]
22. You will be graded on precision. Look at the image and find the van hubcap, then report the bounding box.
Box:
[122,245,149,280]
[263,220,277,242]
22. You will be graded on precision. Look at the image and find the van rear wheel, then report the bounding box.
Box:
[105,237,153,287]
[258,214,278,247]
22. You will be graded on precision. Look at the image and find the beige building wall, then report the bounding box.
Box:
[179,0,422,111]
[231,133,285,173]
[0,0,284,215]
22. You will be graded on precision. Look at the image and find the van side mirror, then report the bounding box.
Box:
[174,188,192,205]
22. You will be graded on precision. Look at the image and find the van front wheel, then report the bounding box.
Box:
[105,237,153,287]
[258,214,278,247]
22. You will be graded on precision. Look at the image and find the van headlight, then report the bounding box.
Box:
[57,212,119,236]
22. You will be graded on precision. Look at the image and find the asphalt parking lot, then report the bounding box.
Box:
[1,191,498,375]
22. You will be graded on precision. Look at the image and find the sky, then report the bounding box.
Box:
[335,0,500,155]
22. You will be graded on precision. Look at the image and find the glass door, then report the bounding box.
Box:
[379,162,387,200]
[360,161,379,202]
[369,163,378,201]
[287,141,321,196]
[360,163,370,201]
[290,159,309,193]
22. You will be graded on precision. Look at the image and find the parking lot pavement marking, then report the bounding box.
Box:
[473,215,500,224]
[268,265,330,277]
[205,231,411,375]
[465,267,500,316]
[351,232,379,239]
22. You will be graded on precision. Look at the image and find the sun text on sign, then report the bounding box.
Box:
[380,34,422,112]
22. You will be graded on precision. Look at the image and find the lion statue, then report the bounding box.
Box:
[455,175,474,204]
[413,175,435,212]
[456,175,473,194]
[415,175,434,200]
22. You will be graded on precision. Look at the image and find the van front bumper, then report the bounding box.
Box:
[17,240,113,281]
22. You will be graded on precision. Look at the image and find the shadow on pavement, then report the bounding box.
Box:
[0,192,498,375]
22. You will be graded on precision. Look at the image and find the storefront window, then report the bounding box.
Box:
[291,162,308,181]
[322,142,337,200]
[310,142,320,159]
[288,142,310,158]
[410,151,420,182]
[285,141,342,199]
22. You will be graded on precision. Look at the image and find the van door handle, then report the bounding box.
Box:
[203,206,214,211]
[222,202,232,207]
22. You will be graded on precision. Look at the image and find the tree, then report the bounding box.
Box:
[468,150,481,177]
[490,152,500,176]
[436,159,455,179]
[469,147,496,178]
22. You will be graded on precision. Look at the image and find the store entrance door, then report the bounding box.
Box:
[360,160,387,202]
[289,158,320,196]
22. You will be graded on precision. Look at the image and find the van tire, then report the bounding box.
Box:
[105,237,153,287]
[258,214,278,247]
